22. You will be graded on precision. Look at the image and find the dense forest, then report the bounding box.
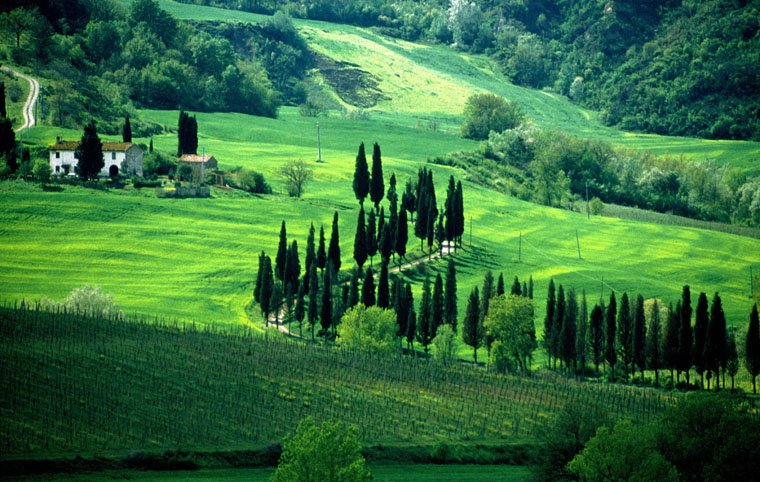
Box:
[0,0,313,133]
[176,0,760,141]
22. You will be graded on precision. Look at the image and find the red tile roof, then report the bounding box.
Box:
[179,154,216,163]
[48,140,136,152]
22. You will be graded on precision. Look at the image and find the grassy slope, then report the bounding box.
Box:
[150,0,760,174]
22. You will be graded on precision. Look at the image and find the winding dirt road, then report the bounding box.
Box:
[2,67,39,131]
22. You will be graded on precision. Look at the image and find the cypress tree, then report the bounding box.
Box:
[295,281,306,337]
[75,121,105,181]
[511,276,521,296]
[269,282,282,326]
[445,259,457,332]
[387,174,398,251]
[544,279,556,366]
[435,211,445,255]
[370,143,384,210]
[454,180,464,248]
[353,206,368,269]
[705,292,727,389]
[577,290,588,373]
[287,240,300,292]
[149,137,153,153]
[362,267,375,307]
[317,225,326,272]
[377,262,390,309]
[646,300,662,386]
[432,273,444,337]
[254,250,266,304]
[417,277,433,353]
[481,271,494,358]
[328,212,341,273]
[560,288,577,372]
[633,294,647,381]
[692,292,709,386]
[320,267,332,337]
[589,303,604,374]
[522,282,528,297]
[348,271,360,308]
[496,273,505,296]
[402,178,417,222]
[746,304,760,394]
[122,116,132,143]
[463,287,481,363]
[380,222,393,263]
[275,221,288,281]
[426,203,436,257]
[177,110,187,156]
[395,281,409,339]
[367,209,377,266]
[528,275,534,299]
[406,304,417,352]
[414,168,430,249]
[445,175,456,248]
[605,292,617,378]
[678,285,693,385]
[663,302,681,384]
[259,256,274,324]
[377,207,385,248]
[188,115,198,155]
[352,142,370,204]
[395,207,408,263]
[304,223,316,291]
[307,263,318,340]
[617,292,633,378]
[553,285,566,369]
[726,330,739,391]
[0,81,6,118]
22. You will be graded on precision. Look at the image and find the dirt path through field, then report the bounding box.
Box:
[2,67,39,131]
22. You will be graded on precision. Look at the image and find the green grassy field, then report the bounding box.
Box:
[9,106,760,329]
[10,465,530,481]
[140,0,760,174]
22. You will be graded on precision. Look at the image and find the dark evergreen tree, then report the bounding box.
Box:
[646,299,662,386]
[445,175,456,248]
[259,255,274,323]
[426,203,436,257]
[366,209,377,266]
[605,292,618,378]
[401,178,417,222]
[481,270,494,357]
[295,281,306,337]
[187,115,198,155]
[0,81,6,119]
[746,304,760,394]
[678,285,693,385]
[370,142,384,210]
[663,302,681,383]
[432,273,444,337]
[633,294,647,380]
[528,275,534,299]
[307,262,318,340]
[177,110,188,157]
[387,174,398,252]
[435,211,445,255]
[511,276,522,296]
[692,292,709,386]
[544,279,556,366]
[406,304,417,352]
[122,115,132,143]
[704,292,728,390]
[395,207,408,263]
[348,271,360,309]
[353,206,368,269]
[75,121,104,181]
[727,330,739,391]
[377,207,385,249]
[361,267,375,307]
[352,142,370,204]
[328,211,341,273]
[454,180,464,248]
[414,167,432,249]
[275,221,287,282]
[377,262,390,309]
[149,137,153,153]
[553,285,566,368]
[380,222,393,262]
[319,267,332,337]
[394,281,409,341]
[286,240,300,292]
[445,259,457,332]
[496,273,505,296]
[589,303,604,374]
[617,292,633,378]
[304,223,316,291]
[316,225,326,272]
[522,281,528,298]
[463,286,481,363]
[560,288,578,372]
[577,290,588,373]
[417,276,433,353]
[269,282,283,326]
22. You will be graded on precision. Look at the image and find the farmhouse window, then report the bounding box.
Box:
[112,152,116,160]
[55,166,60,173]
[55,152,60,158]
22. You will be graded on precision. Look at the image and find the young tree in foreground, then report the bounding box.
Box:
[339,305,398,354]
[272,417,371,482]
[746,304,760,394]
[75,121,104,181]
[462,286,481,363]
[484,294,536,374]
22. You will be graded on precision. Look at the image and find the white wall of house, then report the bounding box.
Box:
[48,148,141,177]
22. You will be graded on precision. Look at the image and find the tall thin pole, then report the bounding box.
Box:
[317,123,322,163]
[200,147,205,186]
[469,217,472,246]
[751,266,755,299]
[518,231,522,263]
[576,230,582,260]
[586,181,590,219]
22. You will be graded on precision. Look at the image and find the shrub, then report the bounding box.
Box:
[461,93,524,140]
[339,305,398,354]
[431,324,458,366]
[237,168,272,194]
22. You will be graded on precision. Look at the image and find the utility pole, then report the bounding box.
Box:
[518,231,522,263]
[469,217,473,246]
[576,230,582,260]
[752,265,755,299]
[316,122,322,163]
[586,181,590,219]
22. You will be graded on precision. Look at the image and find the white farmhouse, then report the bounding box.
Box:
[48,137,143,177]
